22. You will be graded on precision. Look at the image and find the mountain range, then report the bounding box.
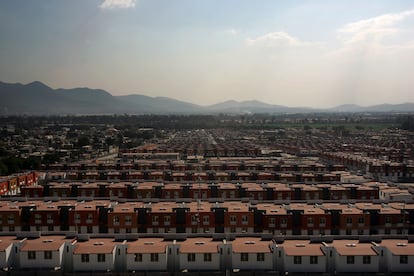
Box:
[0,81,413,115]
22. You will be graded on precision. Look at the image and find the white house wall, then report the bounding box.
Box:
[231,253,273,270]
[73,253,114,272]
[179,253,220,271]
[334,253,379,273]
[284,255,326,273]
[385,253,414,273]
[19,250,61,269]
[126,253,167,271]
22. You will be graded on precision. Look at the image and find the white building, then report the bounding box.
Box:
[126,238,168,271]
[330,240,379,273]
[231,237,274,271]
[178,237,222,271]
[72,238,119,272]
[18,236,71,270]
[279,240,327,273]
[0,236,15,270]
[377,239,414,273]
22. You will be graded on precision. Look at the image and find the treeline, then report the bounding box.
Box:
[397,115,414,131]
[0,147,41,175]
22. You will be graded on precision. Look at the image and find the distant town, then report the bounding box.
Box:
[0,113,413,274]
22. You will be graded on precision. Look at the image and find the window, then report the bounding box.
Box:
[134,253,142,262]
[346,256,355,264]
[346,217,352,224]
[363,255,371,264]
[188,253,195,262]
[307,217,314,224]
[307,229,313,235]
[230,215,237,223]
[28,251,36,260]
[204,253,212,262]
[164,216,170,224]
[319,217,326,225]
[310,256,318,264]
[269,218,275,225]
[44,251,52,259]
[241,215,248,223]
[35,214,42,223]
[81,254,89,263]
[152,216,159,225]
[241,253,249,262]
[385,217,392,224]
[113,216,120,225]
[74,213,81,223]
[257,253,265,262]
[150,253,159,262]
[294,256,302,264]
[203,216,210,224]
[400,255,408,264]
[97,254,106,262]
[358,217,364,224]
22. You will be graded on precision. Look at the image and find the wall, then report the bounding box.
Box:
[179,253,220,271]
[231,253,273,271]
[126,253,167,271]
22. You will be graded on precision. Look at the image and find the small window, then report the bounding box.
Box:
[188,253,196,262]
[400,255,408,264]
[204,253,212,262]
[241,253,249,262]
[257,253,265,262]
[363,255,371,264]
[151,253,159,262]
[81,254,89,263]
[44,251,52,260]
[97,254,105,262]
[310,256,318,264]
[346,256,355,264]
[135,253,142,262]
[28,251,36,260]
[294,256,302,264]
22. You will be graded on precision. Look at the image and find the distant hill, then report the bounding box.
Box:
[329,103,414,113]
[0,81,413,115]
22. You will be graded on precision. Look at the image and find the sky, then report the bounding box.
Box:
[0,0,414,108]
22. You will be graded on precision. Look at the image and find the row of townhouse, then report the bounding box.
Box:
[0,171,38,196]
[1,199,413,235]
[43,159,344,173]
[0,234,413,274]
[321,152,414,182]
[43,170,342,183]
[21,181,387,201]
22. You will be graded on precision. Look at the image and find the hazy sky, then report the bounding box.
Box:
[1,0,414,108]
